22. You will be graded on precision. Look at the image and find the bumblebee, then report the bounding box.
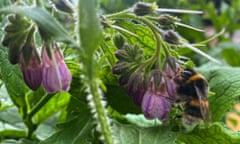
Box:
[174,68,211,127]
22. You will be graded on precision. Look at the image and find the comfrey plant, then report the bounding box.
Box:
[1,1,240,144]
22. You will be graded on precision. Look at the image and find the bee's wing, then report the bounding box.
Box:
[193,80,211,123]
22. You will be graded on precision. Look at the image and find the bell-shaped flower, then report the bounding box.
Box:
[141,86,171,121]
[141,78,171,121]
[42,46,72,93]
[19,50,42,90]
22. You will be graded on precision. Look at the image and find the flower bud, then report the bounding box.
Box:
[133,2,158,16]
[115,50,128,61]
[112,61,132,75]
[163,30,181,44]
[42,45,72,93]
[164,57,180,79]
[20,48,42,90]
[126,72,146,106]
[165,78,178,100]
[151,69,162,91]
[141,87,171,121]
[157,14,177,26]
[2,14,32,64]
[118,74,130,86]
[51,0,73,13]
[113,34,125,49]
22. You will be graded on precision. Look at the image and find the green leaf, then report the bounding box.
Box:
[197,65,240,122]
[40,106,94,144]
[0,46,27,109]
[0,106,27,139]
[221,48,240,66]
[33,92,71,124]
[176,123,240,144]
[0,138,39,144]
[105,85,141,114]
[112,121,179,144]
[115,20,155,55]
[78,0,103,56]
[0,6,75,44]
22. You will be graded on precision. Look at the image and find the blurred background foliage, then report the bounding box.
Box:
[100,0,240,66]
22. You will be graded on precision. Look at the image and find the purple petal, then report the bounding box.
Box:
[141,89,171,121]
[41,47,72,93]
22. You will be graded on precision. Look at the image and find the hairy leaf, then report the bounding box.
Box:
[78,0,102,55]
[198,65,240,122]
[40,106,94,144]
[176,123,240,144]
[113,121,179,144]
[115,20,155,55]
[0,46,27,109]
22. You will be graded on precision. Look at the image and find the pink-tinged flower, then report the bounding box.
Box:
[164,57,180,79]
[20,51,42,90]
[141,86,171,121]
[141,78,171,121]
[42,46,72,93]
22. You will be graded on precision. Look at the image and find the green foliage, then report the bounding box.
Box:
[0,45,27,112]
[198,65,240,122]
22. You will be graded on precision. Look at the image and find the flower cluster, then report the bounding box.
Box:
[18,44,71,93]
[112,42,180,121]
[2,14,72,93]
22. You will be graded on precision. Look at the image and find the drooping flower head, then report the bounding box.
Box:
[42,44,72,93]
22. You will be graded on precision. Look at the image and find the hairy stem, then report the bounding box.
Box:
[88,81,114,144]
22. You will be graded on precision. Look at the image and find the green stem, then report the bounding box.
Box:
[89,81,114,144]
[28,93,54,118]
[107,13,171,69]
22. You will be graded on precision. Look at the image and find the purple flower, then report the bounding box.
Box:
[141,78,172,121]
[42,46,72,93]
[162,77,178,101]
[141,86,171,121]
[20,51,42,90]
[164,57,180,79]
[125,72,146,106]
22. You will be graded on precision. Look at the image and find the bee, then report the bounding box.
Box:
[174,68,211,127]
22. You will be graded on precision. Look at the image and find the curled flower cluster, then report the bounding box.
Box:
[2,14,72,93]
[112,43,180,121]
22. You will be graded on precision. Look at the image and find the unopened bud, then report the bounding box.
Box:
[151,69,162,91]
[156,14,180,26]
[163,30,181,44]
[164,57,180,78]
[51,0,73,13]
[112,61,131,75]
[113,34,125,49]
[126,72,146,106]
[133,2,158,16]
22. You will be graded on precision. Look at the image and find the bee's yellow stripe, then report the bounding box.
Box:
[186,74,205,83]
[189,99,209,107]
